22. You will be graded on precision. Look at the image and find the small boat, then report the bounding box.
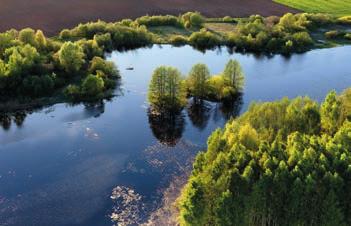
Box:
[126,66,134,70]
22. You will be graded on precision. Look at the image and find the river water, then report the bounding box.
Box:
[0,45,350,226]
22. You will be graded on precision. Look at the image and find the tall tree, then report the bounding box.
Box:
[222,59,244,92]
[148,66,186,110]
[58,42,85,74]
[187,63,210,100]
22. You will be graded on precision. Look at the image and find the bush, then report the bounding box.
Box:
[169,35,188,46]
[345,33,351,40]
[64,84,80,100]
[57,42,85,74]
[306,13,335,26]
[181,12,204,28]
[325,30,345,39]
[89,56,119,78]
[188,29,221,48]
[81,74,105,98]
[136,15,181,27]
[338,16,351,25]
[93,33,113,51]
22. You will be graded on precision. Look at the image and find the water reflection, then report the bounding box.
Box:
[0,112,27,130]
[187,99,212,131]
[147,109,185,146]
[213,93,243,121]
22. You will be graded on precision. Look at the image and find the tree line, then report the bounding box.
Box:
[178,88,351,226]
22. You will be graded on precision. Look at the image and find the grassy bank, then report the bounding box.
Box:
[274,0,351,17]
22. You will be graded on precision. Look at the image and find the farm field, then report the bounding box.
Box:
[275,0,351,16]
[0,0,297,35]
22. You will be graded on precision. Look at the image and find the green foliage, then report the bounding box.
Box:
[179,88,351,226]
[189,29,221,48]
[338,16,351,25]
[325,30,346,39]
[181,12,205,28]
[18,28,37,47]
[89,56,119,78]
[81,74,105,98]
[187,63,210,99]
[227,13,314,53]
[58,42,85,74]
[148,66,187,110]
[136,15,181,27]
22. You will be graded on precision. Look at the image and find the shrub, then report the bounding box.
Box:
[58,42,85,74]
[338,16,351,25]
[89,56,119,78]
[93,33,113,51]
[169,35,188,45]
[181,12,204,28]
[81,74,105,98]
[325,30,345,39]
[188,29,221,48]
[136,15,181,27]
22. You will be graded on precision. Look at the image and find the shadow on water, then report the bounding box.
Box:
[0,111,27,130]
[212,93,244,122]
[147,108,186,147]
[187,98,212,131]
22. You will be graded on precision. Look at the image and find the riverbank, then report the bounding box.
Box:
[0,0,298,35]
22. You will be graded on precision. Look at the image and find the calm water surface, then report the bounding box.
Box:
[0,45,350,226]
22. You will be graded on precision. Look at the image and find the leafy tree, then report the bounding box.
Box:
[35,30,47,50]
[222,59,245,92]
[148,66,186,110]
[321,90,341,134]
[58,42,85,73]
[187,63,210,99]
[81,74,104,97]
[18,28,37,46]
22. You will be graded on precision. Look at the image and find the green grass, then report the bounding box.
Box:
[274,0,351,17]
[203,23,236,34]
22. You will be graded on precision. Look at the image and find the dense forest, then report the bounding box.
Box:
[178,88,351,225]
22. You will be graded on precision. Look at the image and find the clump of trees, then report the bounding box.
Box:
[148,60,244,111]
[227,13,314,53]
[178,88,351,226]
[148,66,187,111]
[0,27,119,104]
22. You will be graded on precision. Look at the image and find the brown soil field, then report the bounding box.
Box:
[0,0,298,36]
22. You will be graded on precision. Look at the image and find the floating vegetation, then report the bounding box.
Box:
[111,140,202,225]
[110,186,145,226]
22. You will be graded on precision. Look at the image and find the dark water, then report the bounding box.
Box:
[0,45,350,226]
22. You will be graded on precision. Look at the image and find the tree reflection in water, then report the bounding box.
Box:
[0,111,27,130]
[147,108,185,146]
[187,98,211,131]
[213,93,243,121]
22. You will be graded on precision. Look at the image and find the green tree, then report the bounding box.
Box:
[18,28,37,46]
[321,90,341,134]
[222,59,244,92]
[35,30,47,50]
[58,42,85,74]
[148,66,186,110]
[81,74,104,97]
[187,63,210,99]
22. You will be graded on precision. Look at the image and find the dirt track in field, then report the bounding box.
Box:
[0,0,298,36]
